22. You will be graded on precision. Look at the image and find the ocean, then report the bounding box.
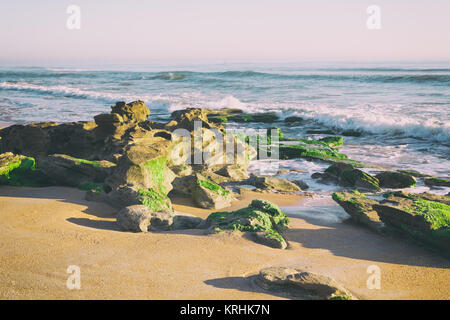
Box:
[0,62,449,197]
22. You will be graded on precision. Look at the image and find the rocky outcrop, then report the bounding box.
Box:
[204,200,289,249]
[193,174,233,209]
[333,190,450,256]
[38,154,115,188]
[332,191,384,233]
[256,267,354,300]
[375,171,416,188]
[0,152,48,187]
[424,177,450,188]
[373,192,450,255]
[323,163,381,191]
[116,205,173,232]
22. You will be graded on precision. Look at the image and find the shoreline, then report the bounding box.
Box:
[0,185,449,300]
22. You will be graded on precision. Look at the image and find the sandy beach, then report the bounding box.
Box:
[0,186,448,300]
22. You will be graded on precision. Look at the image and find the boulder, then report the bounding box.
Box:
[278,139,359,165]
[246,175,302,192]
[340,169,380,191]
[256,267,354,300]
[204,199,289,249]
[375,171,416,188]
[104,137,175,210]
[0,152,49,187]
[193,174,233,209]
[170,214,204,230]
[332,191,384,233]
[116,205,173,232]
[323,163,380,191]
[373,192,450,255]
[215,164,249,181]
[0,122,58,159]
[284,116,304,123]
[424,177,450,188]
[38,154,115,188]
[0,121,99,160]
[111,100,150,123]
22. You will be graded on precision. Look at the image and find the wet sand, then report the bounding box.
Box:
[0,186,449,300]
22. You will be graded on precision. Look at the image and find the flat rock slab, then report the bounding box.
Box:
[255,267,354,300]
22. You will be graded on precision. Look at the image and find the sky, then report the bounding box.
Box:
[0,0,449,65]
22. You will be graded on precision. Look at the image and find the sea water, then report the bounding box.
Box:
[0,62,448,201]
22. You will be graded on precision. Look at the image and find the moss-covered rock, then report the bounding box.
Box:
[424,177,450,188]
[284,116,304,123]
[340,169,381,191]
[373,192,450,255]
[0,152,49,187]
[193,174,232,209]
[318,136,344,148]
[375,171,416,189]
[205,199,289,249]
[227,112,279,123]
[39,154,115,188]
[332,191,384,233]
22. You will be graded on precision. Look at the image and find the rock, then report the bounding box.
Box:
[0,121,101,160]
[252,231,287,249]
[397,169,430,178]
[116,205,173,232]
[324,163,380,191]
[292,179,309,190]
[170,164,193,177]
[279,139,356,165]
[318,136,344,148]
[372,192,450,255]
[228,112,279,123]
[170,214,204,230]
[111,100,150,123]
[375,171,416,189]
[170,108,212,131]
[215,164,249,181]
[38,154,115,188]
[104,137,175,210]
[171,175,197,196]
[341,129,362,137]
[256,267,354,300]
[193,174,233,209]
[332,191,384,233]
[424,177,450,188]
[246,175,301,192]
[0,152,49,186]
[340,169,380,191]
[0,122,58,159]
[284,116,304,123]
[205,199,289,249]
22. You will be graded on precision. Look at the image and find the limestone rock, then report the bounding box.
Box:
[246,175,302,192]
[39,154,115,188]
[205,199,289,249]
[332,191,384,233]
[116,205,173,232]
[256,267,354,300]
[193,175,233,209]
[375,171,416,188]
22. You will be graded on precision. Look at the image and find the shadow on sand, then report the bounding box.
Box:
[1,185,449,268]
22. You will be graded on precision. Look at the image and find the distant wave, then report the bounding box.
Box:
[0,82,136,102]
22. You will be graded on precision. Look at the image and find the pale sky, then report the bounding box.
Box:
[1,0,449,65]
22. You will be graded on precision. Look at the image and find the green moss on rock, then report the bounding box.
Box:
[197,178,229,197]
[138,188,172,212]
[206,199,289,249]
